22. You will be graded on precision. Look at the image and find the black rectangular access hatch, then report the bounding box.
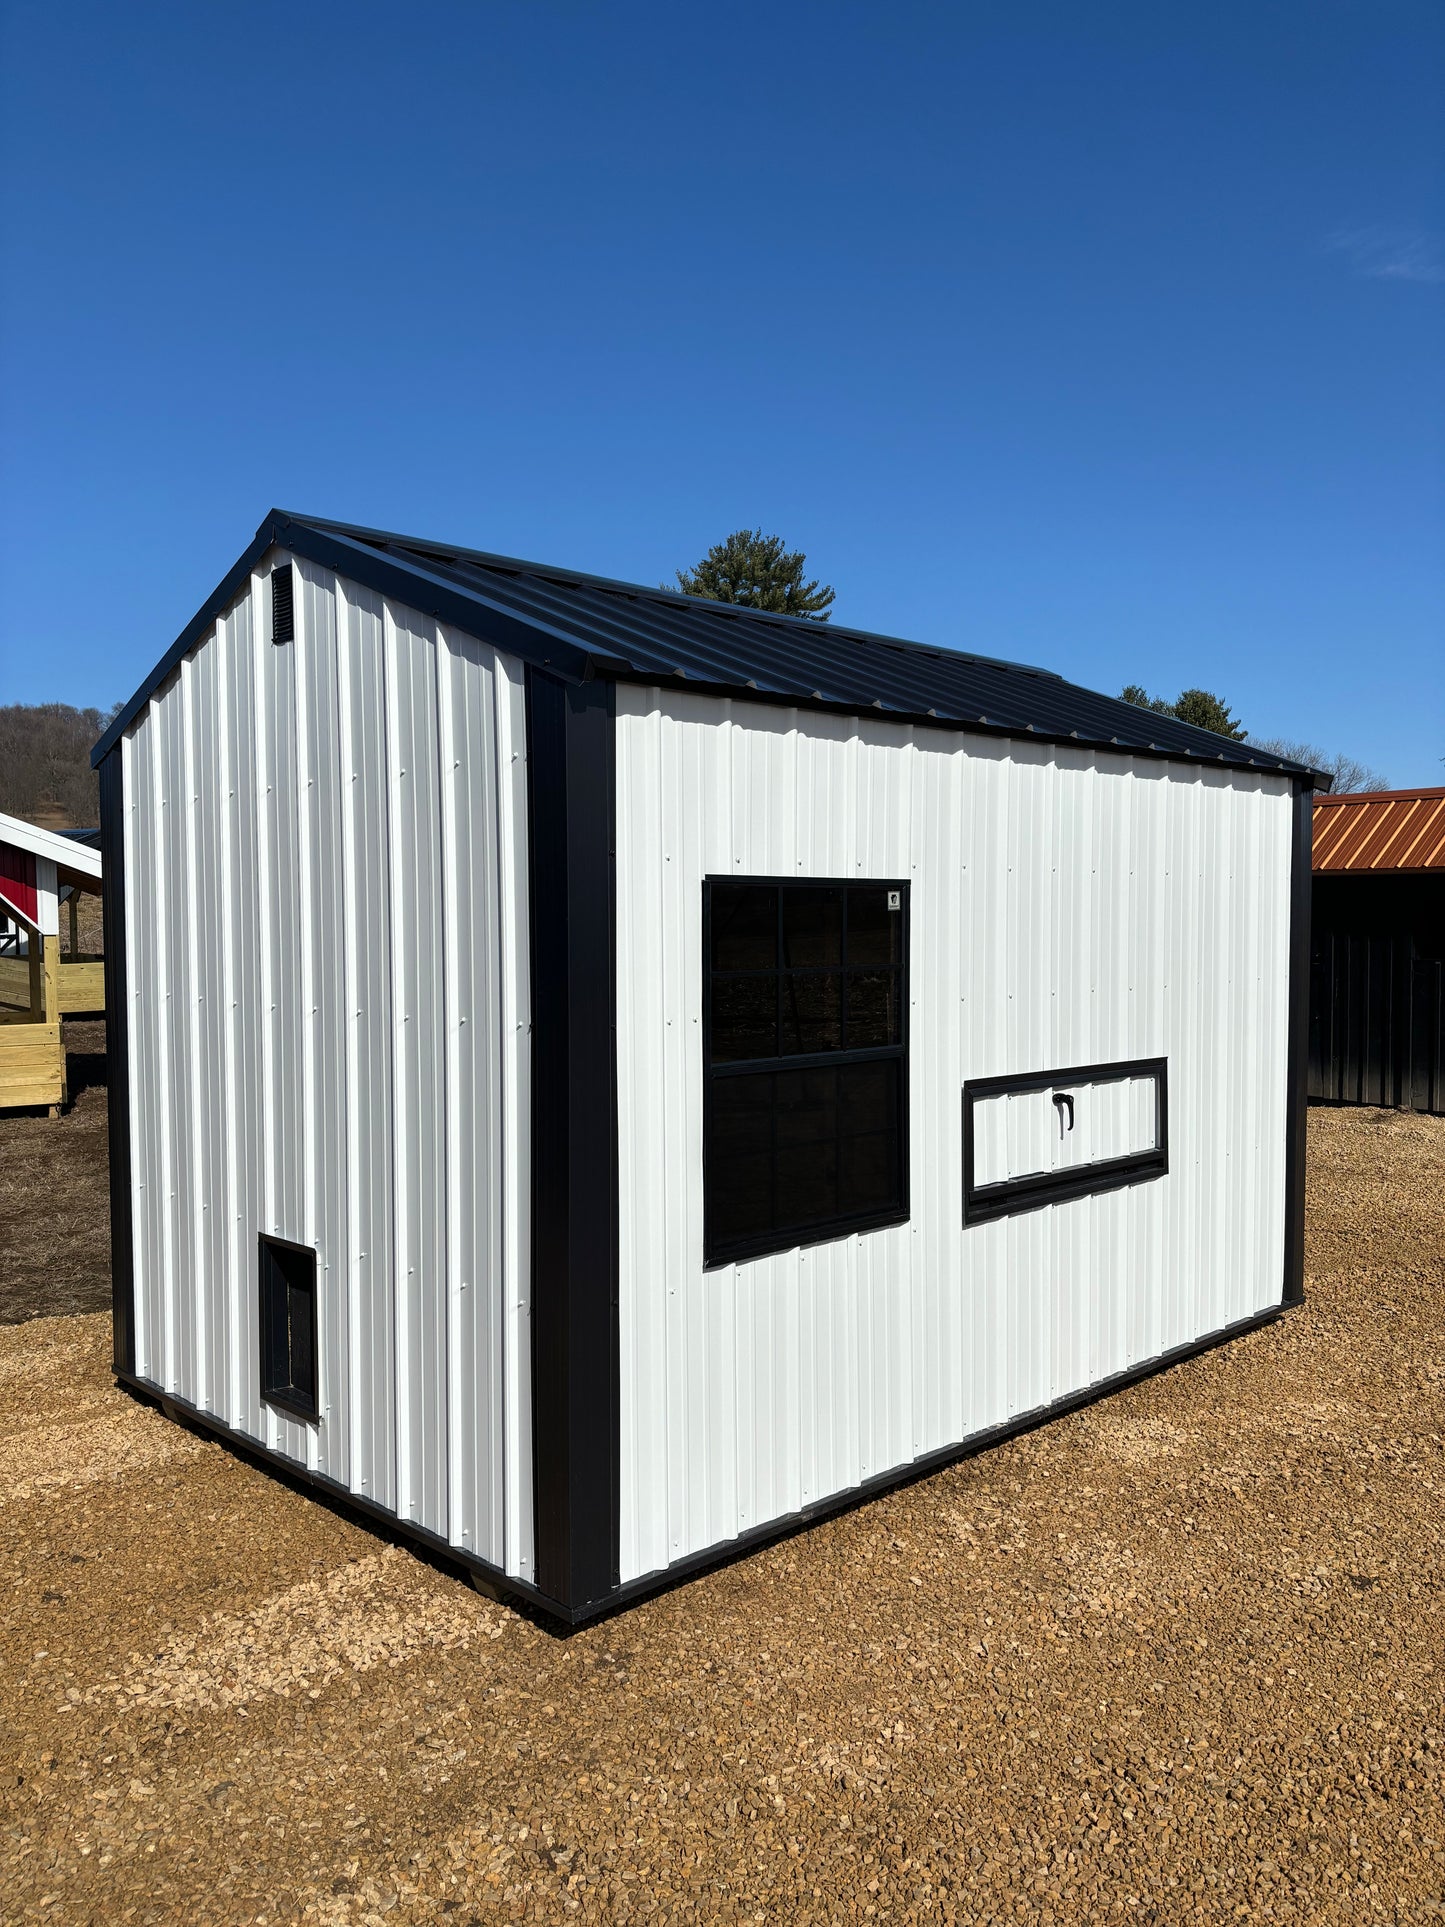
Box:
[963,1057,1168,1224]
[258,1233,318,1420]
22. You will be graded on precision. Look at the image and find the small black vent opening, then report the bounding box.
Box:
[259,1234,318,1421]
[271,563,295,644]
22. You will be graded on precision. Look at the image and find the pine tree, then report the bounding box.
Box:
[1171,688,1247,740]
[1120,684,1246,741]
[1119,683,1174,715]
[672,530,835,620]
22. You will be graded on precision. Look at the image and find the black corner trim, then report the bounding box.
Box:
[1282,782,1313,1305]
[98,748,134,1377]
[526,670,620,1613]
[962,1056,1168,1225]
[115,1369,579,1626]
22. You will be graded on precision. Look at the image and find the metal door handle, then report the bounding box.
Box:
[1052,1092,1075,1137]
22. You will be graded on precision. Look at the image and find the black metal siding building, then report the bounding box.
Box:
[1309,789,1445,1118]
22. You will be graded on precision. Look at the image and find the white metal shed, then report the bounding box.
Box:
[94,512,1316,1624]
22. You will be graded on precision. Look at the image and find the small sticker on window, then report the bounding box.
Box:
[887,890,901,911]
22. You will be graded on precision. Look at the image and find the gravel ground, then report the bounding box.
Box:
[1,1105,1442,1925]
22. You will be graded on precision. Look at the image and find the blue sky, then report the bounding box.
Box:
[1,0,1441,782]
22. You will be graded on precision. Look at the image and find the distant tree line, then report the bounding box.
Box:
[10,551,1386,830]
[0,703,116,828]
[1120,684,1386,791]
[1242,737,1388,795]
[1119,684,1247,741]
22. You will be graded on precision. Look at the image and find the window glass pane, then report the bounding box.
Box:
[782,887,842,968]
[710,974,777,1062]
[847,886,901,966]
[711,1069,773,1141]
[845,968,900,1048]
[837,1056,897,1128]
[712,884,777,971]
[775,1136,839,1228]
[780,972,841,1054]
[709,1146,776,1246]
[774,1066,839,1143]
[709,1073,776,1246]
[840,1132,898,1214]
[775,1066,840,1225]
[287,1278,314,1396]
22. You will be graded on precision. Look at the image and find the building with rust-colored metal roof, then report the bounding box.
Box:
[1313,787,1445,875]
[1309,788,1444,1116]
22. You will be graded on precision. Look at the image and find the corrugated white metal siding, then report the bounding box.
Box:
[615,688,1294,1585]
[122,556,533,1579]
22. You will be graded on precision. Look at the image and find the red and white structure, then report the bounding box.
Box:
[0,810,104,1110]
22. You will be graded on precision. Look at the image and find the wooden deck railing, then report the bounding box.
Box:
[0,938,102,1111]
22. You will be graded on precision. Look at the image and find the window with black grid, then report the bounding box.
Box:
[703,878,909,1266]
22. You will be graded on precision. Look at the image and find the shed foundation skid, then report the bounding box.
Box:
[96,512,1316,1625]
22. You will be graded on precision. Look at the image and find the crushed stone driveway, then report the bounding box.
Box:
[1,1106,1442,1924]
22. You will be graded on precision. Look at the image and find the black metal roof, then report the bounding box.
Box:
[93,510,1318,782]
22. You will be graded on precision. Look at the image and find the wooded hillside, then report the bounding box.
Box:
[0,703,115,829]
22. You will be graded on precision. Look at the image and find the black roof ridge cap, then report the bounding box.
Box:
[92,511,610,766]
[92,508,1319,785]
[283,516,628,669]
[278,509,1066,684]
[289,512,1316,779]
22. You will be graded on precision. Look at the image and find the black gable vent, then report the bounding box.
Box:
[271,562,295,644]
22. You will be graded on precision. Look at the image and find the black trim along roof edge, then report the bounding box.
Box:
[91,511,605,766]
[93,508,1327,784]
[289,509,1069,682]
[587,669,1327,786]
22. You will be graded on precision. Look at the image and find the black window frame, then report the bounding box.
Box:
[962,1056,1169,1225]
[258,1232,320,1422]
[702,876,911,1268]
